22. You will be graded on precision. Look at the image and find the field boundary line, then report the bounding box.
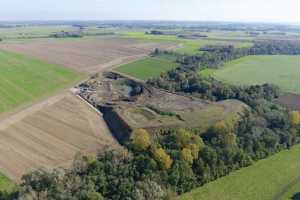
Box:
[272,176,300,200]
[110,70,145,83]
[73,93,103,116]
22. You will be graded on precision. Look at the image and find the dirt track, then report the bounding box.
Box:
[0,93,118,181]
[0,37,174,74]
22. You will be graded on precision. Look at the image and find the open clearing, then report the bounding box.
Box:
[277,93,300,110]
[0,50,81,114]
[0,92,119,181]
[80,74,248,142]
[181,144,300,200]
[200,55,300,94]
[115,55,178,80]
[0,37,175,74]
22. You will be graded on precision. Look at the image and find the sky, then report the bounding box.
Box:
[1,0,300,23]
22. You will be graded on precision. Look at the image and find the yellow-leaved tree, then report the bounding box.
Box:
[152,148,173,170]
[180,148,194,164]
[131,129,151,151]
[175,128,205,162]
[289,111,300,126]
[212,121,228,135]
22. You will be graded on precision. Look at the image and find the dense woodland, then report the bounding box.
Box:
[2,40,300,200]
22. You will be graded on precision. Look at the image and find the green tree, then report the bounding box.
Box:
[87,192,104,200]
[168,161,197,194]
[133,179,166,200]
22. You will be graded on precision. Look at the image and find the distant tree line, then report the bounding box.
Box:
[175,40,300,71]
[250,40,300,55]
[145,30,164,35]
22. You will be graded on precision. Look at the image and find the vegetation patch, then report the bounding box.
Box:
[115,56,178,80]
[204,55,300,94]
[0,174,15,193]
[0,50,82,113]
[181,144,300,200]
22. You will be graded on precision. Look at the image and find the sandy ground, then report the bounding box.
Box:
[0,37,175,74]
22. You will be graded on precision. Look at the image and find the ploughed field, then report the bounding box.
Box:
[0,37,175,74]
[181,144,300,200]
[0,93,119,181]
[200,55,300,94]
[0,50,81,114]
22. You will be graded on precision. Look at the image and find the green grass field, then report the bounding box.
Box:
[181,144,300,200]
[278,180,300,200]
[122,31,253,55]
[0,50,82,113]
[115,56,178,80]
[0,174,16,193]
[199,55,300,94]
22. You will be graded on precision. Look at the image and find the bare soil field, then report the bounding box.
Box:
[0,37,175,74]
[277,93,300,110]
[0,92,119,181]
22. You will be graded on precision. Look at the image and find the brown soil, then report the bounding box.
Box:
[277,93,300,110]
[0,93,119,182]
[0,37,175,74]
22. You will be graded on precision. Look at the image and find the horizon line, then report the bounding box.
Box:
[0,19,299,25]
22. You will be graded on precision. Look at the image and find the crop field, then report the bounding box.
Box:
[0,37,174,74]
[115,56,178,80]
[181,144,300,200]
[0,25,118,40]
[200,55,300,94]
[122,31,253,55]
[0,50,81,114]
[0,93,119,181]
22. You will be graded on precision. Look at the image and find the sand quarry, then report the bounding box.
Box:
[0,37,174,181]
